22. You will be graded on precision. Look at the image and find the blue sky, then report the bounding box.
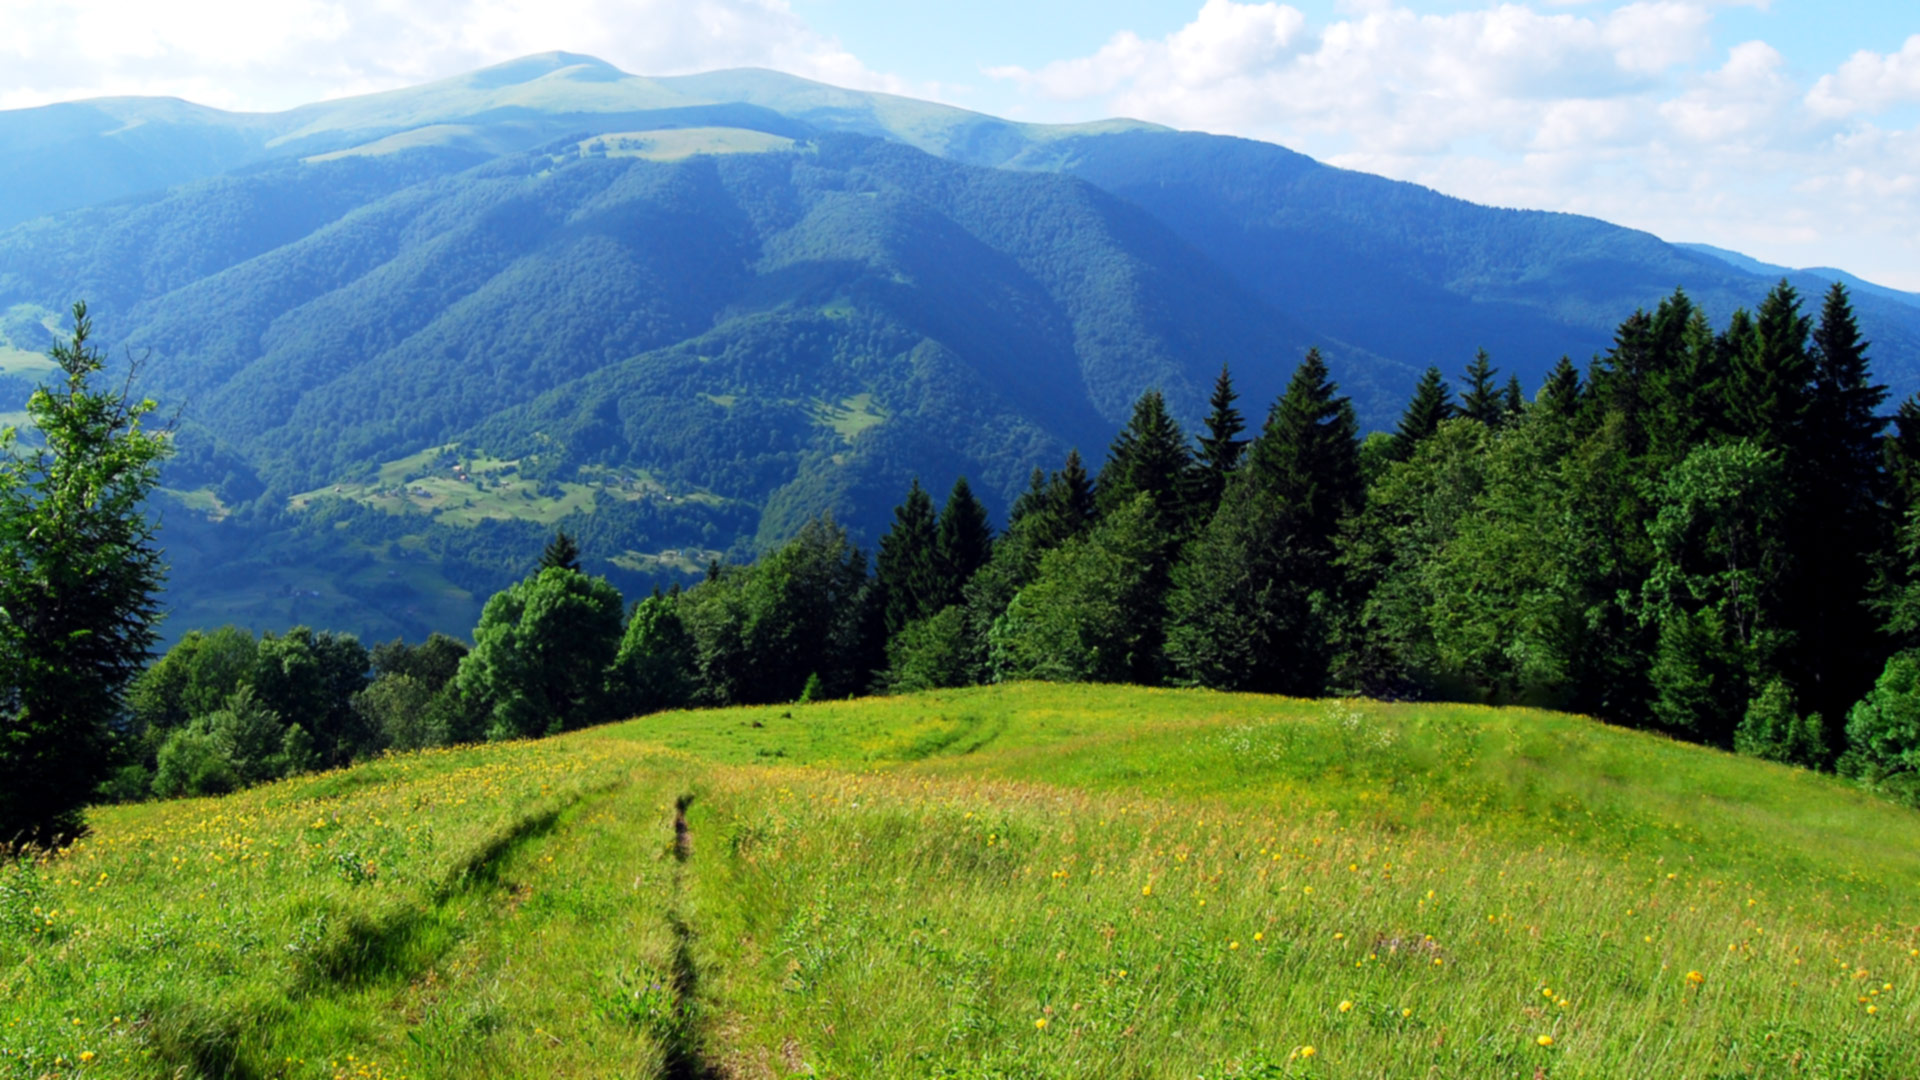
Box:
[797,1,1916,116]
[0,1,1914,287]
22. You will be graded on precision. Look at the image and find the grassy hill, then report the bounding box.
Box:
[5,685,1916,1078]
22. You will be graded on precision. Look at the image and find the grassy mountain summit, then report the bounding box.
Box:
[2,54,1917,642]
[3,684,1915,1077]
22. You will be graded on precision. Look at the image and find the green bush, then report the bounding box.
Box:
[1735,678,1827,768]
[153,727,239,798]
[1841,651,1920,785]
[886,607,974,693]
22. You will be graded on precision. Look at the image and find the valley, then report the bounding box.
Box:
[4,53,1918,642]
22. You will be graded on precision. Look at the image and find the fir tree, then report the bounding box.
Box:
[0,303,170,845]
[1038,449,1096,549]
[1502,375,1525,420]
[1460,349,1504,426]
[1786,283,1889,739]
[1537,357,1583,421]
[936,476,994,600]
[876,479,941,637]
[1392,366,1455,458]
[540,531,582,573]
[1166,349,1361,694]
[1727,281,1814,448]
[1194,365,1247,515]
[1096,390,1194,527]
[1886,395,1920,513]
[1007,468,1049,527]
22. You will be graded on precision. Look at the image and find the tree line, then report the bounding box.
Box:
[10,282,1920,844]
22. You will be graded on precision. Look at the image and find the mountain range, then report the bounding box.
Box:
[2,52,1915,643]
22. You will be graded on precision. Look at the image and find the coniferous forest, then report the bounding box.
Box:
[53,278,1916,835]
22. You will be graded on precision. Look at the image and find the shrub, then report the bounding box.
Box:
[1735,678,1827,768]
[153,727,238,798]
[1841,651,1920,786]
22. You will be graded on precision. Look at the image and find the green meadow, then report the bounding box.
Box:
[4,684,1917,1079]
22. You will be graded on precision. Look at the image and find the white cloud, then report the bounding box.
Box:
[0,0,898,112]
[990,1,1920,290]
[1807,34,1920,118]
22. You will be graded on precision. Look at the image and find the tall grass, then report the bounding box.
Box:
[2,684,1915,1078]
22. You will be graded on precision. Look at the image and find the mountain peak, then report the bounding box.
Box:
[465,51,628,90]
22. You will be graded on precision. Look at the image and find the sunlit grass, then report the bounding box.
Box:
[3,684,1916,1078]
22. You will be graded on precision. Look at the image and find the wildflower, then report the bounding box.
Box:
[1254,932,1265,942]
[1034,1018,1048,1030]
[1339,1000,1354,1012]
[1297,1046,1317,1059]
[1230,941,1240,951]
[1401,1008,1412,1017]
[1867,1005,1879,1015]
[1536,1035,1554,1047]
[1686,971,1705,986]
[80,1052,95,1062]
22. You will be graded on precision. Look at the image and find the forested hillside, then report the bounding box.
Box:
[3,52,1919,642]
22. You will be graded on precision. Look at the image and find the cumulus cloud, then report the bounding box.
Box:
[0,0,896,112]
[991,1,1920,290]
[1807,35,1920,118]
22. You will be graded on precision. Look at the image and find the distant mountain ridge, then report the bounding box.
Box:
[1676,242,1920,312]
[1,53,1915,643]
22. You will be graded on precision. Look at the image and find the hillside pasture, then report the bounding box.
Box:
[2,685,1916,1078]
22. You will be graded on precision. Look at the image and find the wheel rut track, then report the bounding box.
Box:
[663,792,721,1080]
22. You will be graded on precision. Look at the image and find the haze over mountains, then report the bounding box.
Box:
[2,52,1916,643]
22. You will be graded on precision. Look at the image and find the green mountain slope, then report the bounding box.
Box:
[0,121,1361,639]
[6,685,1917,1077]
[4,53,1918,642]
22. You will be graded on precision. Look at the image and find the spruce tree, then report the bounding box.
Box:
[0,303,170,845]
[1042,449,1096,547]
[876,479,941,637]
[1787,283,1888,738]
[1460,349,1504,426]
[936,476,994,600]
[1727,282,1814,448]
[1096,390,1194,528]
[1886,396,1920,513]
[1194,365,1247,515]
[1392,366,1454,458]
[1166,349,1361,694]
[1007,468,1049,527]
[540,530,582,573]
[1537,357,1582,421]
[1502,375,1525,421]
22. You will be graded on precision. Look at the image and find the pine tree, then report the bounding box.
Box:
[1460,349,1504,426]
[1096,390,1194,528]
[1392,367,1455,459]
[876,480,941,637]
[935,476,993,602]
[1193,365,1247,515]
[540,531,582,573]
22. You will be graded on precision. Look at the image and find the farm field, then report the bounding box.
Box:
[3,684,1917,1079]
